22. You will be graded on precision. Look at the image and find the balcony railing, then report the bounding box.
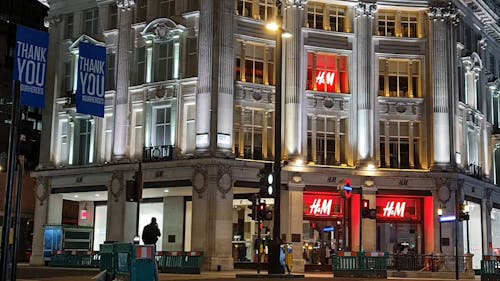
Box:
[143,145,174,162]
[468,164,483,179]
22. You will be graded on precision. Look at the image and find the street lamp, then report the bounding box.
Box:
[460,201,470,254]
[437,207,443,253]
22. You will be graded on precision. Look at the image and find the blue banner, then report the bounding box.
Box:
[76,42,106,118]
[13,25,49,108]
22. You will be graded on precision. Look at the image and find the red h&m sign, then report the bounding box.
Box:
[303,193,343,218]
[376,197,421,221]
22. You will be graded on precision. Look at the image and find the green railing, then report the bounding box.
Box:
[49,250,99,268]
[157,251,204,274]
[333,252,388,279]
[481,256,500,281]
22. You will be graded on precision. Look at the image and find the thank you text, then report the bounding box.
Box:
[13,25,49,108]
[76,42,106,117]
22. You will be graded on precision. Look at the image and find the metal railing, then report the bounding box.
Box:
[387,254,468,272]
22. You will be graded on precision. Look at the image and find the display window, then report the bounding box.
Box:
[492,208,500,255]
[463,200,482,270]
[307,52,349,94]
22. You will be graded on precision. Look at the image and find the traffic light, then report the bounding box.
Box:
[248,196,258,221]
[259,163,274,198]
[257,202,266,220]
[361,199,370,218]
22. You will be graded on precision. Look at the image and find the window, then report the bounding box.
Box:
[258,0,276,22]
[132,110,143,158]
[135,47,145,85]
[467,126,479,166]
[74,119,94,165]
[65,14,73,39]
[380,121,420,169]
[326,5,345,32]
[62,61,72,94]
[106,53,115,91]
[155,42,174,82]
[152,106,171,146]
[307,116,347,165]
[108,4,117,30]
[400,12,418,38]
[185,37,198,78]
[307,2,324,29]
[184,104,196,154]
[83,8,99,35]
[379,58,421,98]
[103,115,113,162]
[237,0,254,18]
[159,0,175,17]
[136,0,147,22]
[236,42,273,85]
[307,52,349,93]
[378,11,396,36]
[234,107,273,160]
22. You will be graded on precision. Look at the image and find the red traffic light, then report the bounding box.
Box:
[362,199,369,209]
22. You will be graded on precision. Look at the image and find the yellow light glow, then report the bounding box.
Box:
[282,32,292,38]
[266,22,279,31]
[437,208,443,216]
[366,163,376,170]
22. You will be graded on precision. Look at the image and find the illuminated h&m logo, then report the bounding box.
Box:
[315,71,335,86]
[309,198,333,216]
[382,201,406,218]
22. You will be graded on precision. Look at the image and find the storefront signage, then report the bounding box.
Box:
[304,193,343,218]
[315,71,335,87]
[382,201,406,218]
[76,42,106,117]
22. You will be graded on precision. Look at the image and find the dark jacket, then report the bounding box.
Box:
[142,223,161,245]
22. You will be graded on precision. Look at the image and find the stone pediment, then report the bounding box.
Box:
[141,18,185,42]
[68,35,105,52]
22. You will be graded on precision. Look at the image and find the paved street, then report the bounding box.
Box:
[15,265,482,281]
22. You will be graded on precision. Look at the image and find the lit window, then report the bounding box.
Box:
[236,42,273,85]
[258,0,276,22]
[75,119,94,165]
[307,52,349,94]
[380,121,420,169]
[307,116,347,166]
[377,10,421,38]
[83,8,99,35]
[327,5,346,32]
[152,106,171,146]
[307,2,324,29]
[400,12,418,38]
[234,107,273,160]
[135,47,145,85]
[379,58,421,98]
[237,0,254,18]
[377,11,396,37]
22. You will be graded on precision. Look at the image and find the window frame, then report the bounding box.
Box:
[83,8,99,35]
[152,105,172,147]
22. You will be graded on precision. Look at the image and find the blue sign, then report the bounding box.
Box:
[13,25,49,108]
[439,215,456,223]
[76,42,106,117]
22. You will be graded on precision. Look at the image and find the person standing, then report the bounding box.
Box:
[142,217,161,246]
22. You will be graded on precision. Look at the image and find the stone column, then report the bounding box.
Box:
[361,185,377,251]
[281,181,305,272]
[47,194,63,225]
[106,171,137,243]
[354,2,376,166]
[113,1,134,160]
[191,163,234,271]
[283,1,306,160]
[40,16,60,167]
[428,3,457,169]
[196,0,234,157]
[30,178,50,265]
[163,196,184,251]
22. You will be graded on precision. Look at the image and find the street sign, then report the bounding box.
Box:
[13,25,49,108]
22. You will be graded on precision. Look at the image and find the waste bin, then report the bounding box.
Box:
[114,243,159,281]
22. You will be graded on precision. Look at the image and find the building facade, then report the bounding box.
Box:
[32,0,500,272]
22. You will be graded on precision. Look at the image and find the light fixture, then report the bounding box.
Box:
[266,21,279,31]
[80,203,88,220]
[437,207,443,216]
[282,32,292,38]
[366,163,376,170]
[74,195,79,198]
[291,173,302,183]
[163,189,169,193]
[364,177,375,187]
[95,194,100,197]
[463,202,470,213]
[133,235,140,244]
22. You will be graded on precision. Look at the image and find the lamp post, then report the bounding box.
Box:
[437,207,443,253]
[462,202,470,254]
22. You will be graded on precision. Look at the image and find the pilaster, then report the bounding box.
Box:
[30,177,50,265]
[361,185,377,251]
[283,1,306,160]
[191,162,234,271]
[113,2,134,160]
[163,196,184,251]
[354,2,376,166]
[106,171,137,243]
[428,3,458,169]
[483,189,493,255]
[281,180,305,272]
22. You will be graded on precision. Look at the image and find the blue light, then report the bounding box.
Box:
[439,215,456,223]
[323,226,335,232]
[343,186,352,191]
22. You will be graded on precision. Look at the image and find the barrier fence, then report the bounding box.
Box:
[386,254,468,272]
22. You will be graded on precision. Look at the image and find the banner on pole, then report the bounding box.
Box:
[13,25,49,108]
[76,42,106,118]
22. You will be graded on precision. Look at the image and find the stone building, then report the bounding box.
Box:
[32,0,500,272]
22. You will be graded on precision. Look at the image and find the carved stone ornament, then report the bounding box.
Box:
[435,178,450,203]
[192,164,208,198]
[217,165,233,199]
[116,0,135,10]
[284,0,307,10]
[355,2,377,18]
[110,171,124,202]
[428,4,458,23]
[35,177,50,206]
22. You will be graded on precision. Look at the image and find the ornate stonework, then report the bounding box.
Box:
[110,171,124,202]
[355,2,377,18]
[35,177,50,206]
[283,0,307,10]
[192,164,208,198]
[217,165,233,199]
[428,4,458,23]
[141,18,185,43]
[116,0,135,10]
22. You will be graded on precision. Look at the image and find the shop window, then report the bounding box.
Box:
[106,53,115,91]
[236,42,273,85]
[159,0,175,17]
[154,42,174,82]
[400,12,418,38]
[83,8,99,36]
[234,107,272,160]
[152,106,172,146]
[379,58,420,98]
[380,121,420,169]
[307,116,347,166]
[307,52,349,93]
[306,2,347,32]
